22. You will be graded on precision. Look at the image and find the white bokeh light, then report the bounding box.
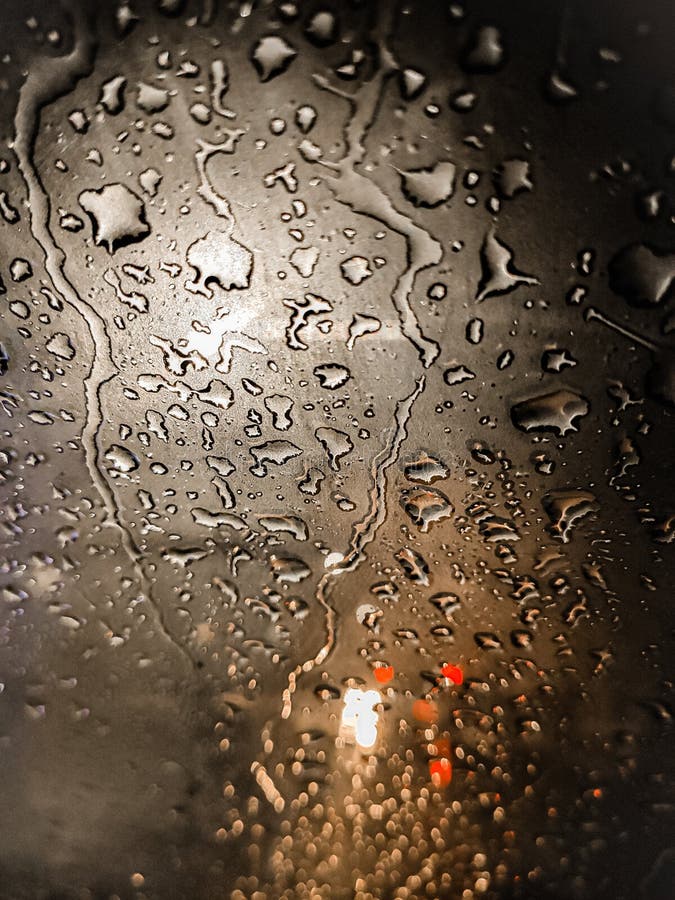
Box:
[341,687,380,749]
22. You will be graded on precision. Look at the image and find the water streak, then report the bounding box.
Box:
[195,130,245,233]
[310,3,441,367]
[281,375,425,718]
[13,0,193,669]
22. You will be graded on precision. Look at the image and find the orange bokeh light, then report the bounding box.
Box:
[374,664,394,684]
[440,663,464,684]
[429,757,453,787]
[412,698,439,724]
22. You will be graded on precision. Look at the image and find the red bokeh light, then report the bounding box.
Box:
[440,663,464,684]
[374,664,394,684]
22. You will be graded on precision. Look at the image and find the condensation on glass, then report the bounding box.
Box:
[0,0,673,898]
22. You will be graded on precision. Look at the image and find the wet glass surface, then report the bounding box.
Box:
[0,0,674,897]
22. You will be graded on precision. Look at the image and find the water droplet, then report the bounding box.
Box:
[399,161,456,207]
[511,389,589,435]
[251,35,297,82]
[400,487,454,532]
[476,229,538,301]
[78,184,150,252]
[608,243,675,307]
[543,489,597,542]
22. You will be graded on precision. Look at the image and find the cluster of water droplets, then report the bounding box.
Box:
[0,0,673,897]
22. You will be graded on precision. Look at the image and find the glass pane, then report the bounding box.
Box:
[0,1,673,897]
